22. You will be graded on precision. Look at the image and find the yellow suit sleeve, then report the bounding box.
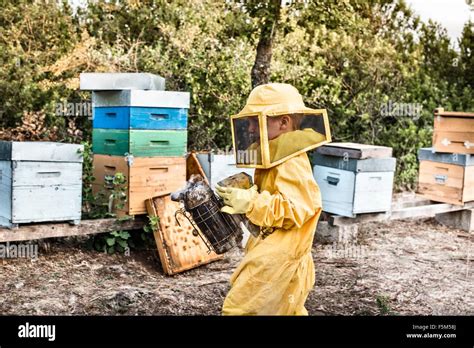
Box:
[245,155,321,230]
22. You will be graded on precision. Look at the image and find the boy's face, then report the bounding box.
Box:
[266,115,293,140]
[245,115,295,143]
[247,117,260,143]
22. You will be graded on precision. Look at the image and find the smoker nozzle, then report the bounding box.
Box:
[170,190,184,202]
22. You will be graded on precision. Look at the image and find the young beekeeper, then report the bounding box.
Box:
[216,83,331,315]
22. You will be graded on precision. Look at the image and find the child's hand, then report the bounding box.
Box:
[215,184,259,214]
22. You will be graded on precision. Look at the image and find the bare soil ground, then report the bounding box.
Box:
[0,218,472,315]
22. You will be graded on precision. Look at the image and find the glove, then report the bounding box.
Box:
[215,184,259,215]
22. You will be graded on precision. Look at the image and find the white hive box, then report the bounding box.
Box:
[0,141,84,228]
[92,90,190,108]
[196,153,255,189]
[313,143,396,218]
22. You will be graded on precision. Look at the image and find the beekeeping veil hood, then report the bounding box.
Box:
[231,83,331,169]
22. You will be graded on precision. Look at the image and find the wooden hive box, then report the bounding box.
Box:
[146,195,222,275]
[91,90,190,157]
[313,143,396,218]
[92,91,190,130]
[92,154,186,216]
[0,141,83,228]
[433,108,474,154]
[92,90,190,108]
[92,129,187,157]
[93,107,188,130]
[417,147,474,205]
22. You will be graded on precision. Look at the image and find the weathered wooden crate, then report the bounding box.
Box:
[196,153,255,188]
[80,73,165,91]
[92,154,186,216]
[146,195,222,275]
[433,108,474,154]
[0,141,83,228]
[418,147,474,205]
[93,107,188,130]
[92,129,187,157]
[313,144,395,218]
[92,90,190,108]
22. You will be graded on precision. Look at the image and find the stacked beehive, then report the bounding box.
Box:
[81,73,190,216]
[418,108,474,205]
[312,143,396,218]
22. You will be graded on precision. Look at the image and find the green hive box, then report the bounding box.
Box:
[93,129,187,157]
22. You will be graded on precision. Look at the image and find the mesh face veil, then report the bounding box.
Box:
[231,83,331,169]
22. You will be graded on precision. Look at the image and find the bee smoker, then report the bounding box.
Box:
[171,174,243,254]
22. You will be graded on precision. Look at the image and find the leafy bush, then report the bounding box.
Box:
[0,0,472,191]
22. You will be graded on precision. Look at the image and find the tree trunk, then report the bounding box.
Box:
[251,0,281,88]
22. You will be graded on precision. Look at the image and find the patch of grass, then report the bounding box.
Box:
[376,294,393,315]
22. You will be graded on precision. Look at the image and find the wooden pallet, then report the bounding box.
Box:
[145,195,222,275]
[323,195,474,226]
[0,217,146,243]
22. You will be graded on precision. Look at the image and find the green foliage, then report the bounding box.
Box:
[0,0,472,190]
[141,215,160,246]
[0,0,80,128]
[459,22,474,89]
[102,230,131,254]
[80,141,128,219]
[78,140,155,253]
[144,216,160,234]
[85,171,132,254]
[78,141,95,216]
[78,140,130,253]
[376,294,394,315]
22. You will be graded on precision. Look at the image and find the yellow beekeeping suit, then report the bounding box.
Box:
[222,131,322,315]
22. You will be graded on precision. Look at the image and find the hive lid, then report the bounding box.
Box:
[312,152,396,172]
[80,73,165,91]
[0,141,84,162]
[418,147,474,166]
[316,142,393,159]
[434,108,474,118]
[92,90,190,108]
